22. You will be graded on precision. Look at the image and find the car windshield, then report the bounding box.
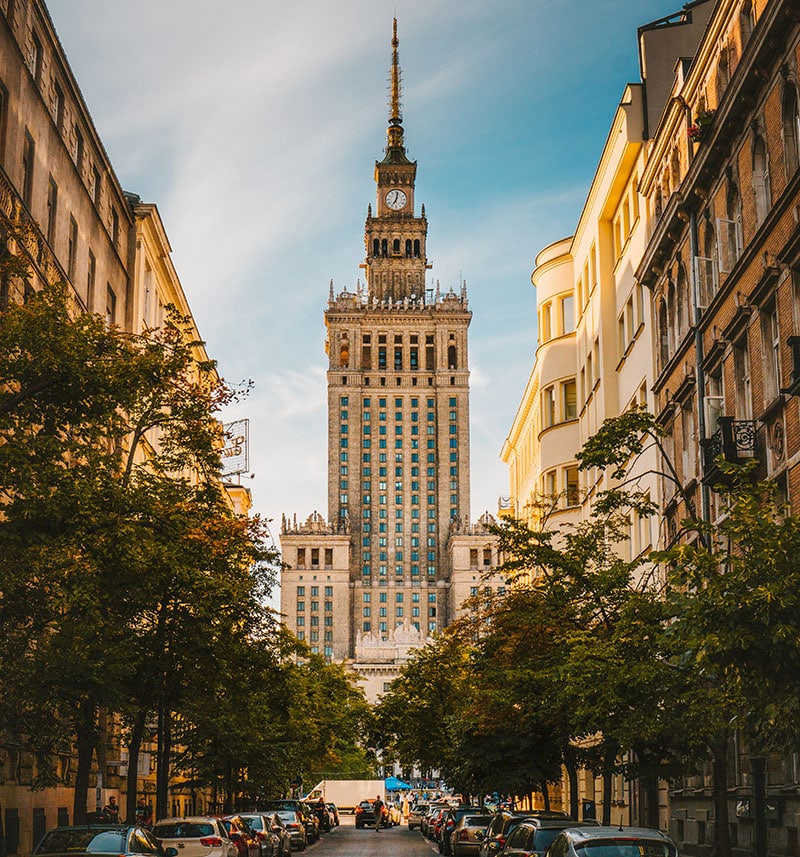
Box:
[241,818,263,831]
[37,830,127,854]
[153,823,216,839]
[276,812,297,822]
[466,817,493,827]
[576,839,677,857]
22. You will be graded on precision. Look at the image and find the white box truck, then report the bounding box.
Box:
[306,779,385,813]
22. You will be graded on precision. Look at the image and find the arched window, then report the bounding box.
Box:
[405,239,412,257]
[782,84,800,177]
[414,239,420,257]
[373,238,380,257]
[740,0,754,43]
[447,345,457,370]
[667,278,677,354]
[716,47,730,102]
[670,149,681,189]
[753,135,771,224]
[381,238,388,257]
[703,221,719,303]
[658,298,670,370]
[393,238,400,253]
[676,264,690,340]
[340,335,350,368]
[717,181,743,273]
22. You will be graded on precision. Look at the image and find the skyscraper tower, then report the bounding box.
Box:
[281,21,500,701]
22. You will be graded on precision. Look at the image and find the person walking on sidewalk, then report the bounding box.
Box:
[373,795,384,831]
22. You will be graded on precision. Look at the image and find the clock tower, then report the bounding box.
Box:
[280,19,502,702]
[365,18,429,304]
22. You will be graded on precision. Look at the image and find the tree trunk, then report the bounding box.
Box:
[156,699,172,821]
[751,755,767,857]
[73,701,97,824]
[126,709,147,822]
[564,745,580,820]
[711,738,732,857]
[541,782,551,811]
[601,744,616,826]
[640,776,660,829]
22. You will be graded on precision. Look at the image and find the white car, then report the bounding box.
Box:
[152,817,238,857]
[386,802,403,826]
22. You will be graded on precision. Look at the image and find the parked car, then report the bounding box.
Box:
[325,804,340,827]
[429,807,450,842]
[479,812,535,857]
[274,811,306,853]
[218,817,260,857]
[545,826,678,857]
[300,806,319,841]
[500,819,598,857]
[35,825,168,857]
[152,819,238,857]
[386,801,403,826]
[423,804,450,838]
[451,814,494,857]
[441,807,485,855]
[409,802,431,830]
[238,815,280,857]
[261,816,291,857]
[262,803,315,845]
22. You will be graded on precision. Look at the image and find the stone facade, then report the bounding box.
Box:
[637,1,800,854]
[505,0,800,850]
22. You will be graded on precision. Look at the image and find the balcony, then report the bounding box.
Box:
[701,417,758,485]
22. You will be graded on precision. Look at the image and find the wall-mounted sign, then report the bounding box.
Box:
[222,419,249,477]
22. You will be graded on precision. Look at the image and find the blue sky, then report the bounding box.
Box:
[46,0,685,542]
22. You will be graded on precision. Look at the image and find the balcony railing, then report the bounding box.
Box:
[701,417,757,482]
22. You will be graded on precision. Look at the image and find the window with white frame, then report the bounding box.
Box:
[782,84,800,177]
[761,301,781,403]
[733,337,753,420]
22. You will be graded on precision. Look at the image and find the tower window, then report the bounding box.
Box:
[405,239,412,256]
[393,238,400,253]
[414,239,420,257]
[381,239,388,256]
[373,238,380,256]
[448,344,457,369]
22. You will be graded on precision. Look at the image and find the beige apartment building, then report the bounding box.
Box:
[280,21,504,703]
[1,0,235,848]
[502,0,715,831]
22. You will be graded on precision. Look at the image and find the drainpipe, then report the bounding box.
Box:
[688,207,711,536]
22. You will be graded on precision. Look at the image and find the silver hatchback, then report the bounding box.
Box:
[152,818,238,857]
[546,826,678,857]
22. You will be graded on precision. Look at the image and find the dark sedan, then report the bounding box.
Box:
[34,825,167,857]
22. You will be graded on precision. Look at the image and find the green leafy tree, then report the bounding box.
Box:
[657,464,800,857]
[374,628,472,781]
[0,282,276,821]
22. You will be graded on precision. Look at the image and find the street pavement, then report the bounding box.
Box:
[309,815,437,857]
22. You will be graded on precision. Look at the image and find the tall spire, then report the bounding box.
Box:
[389,18,401,128]
[382,18,411,163]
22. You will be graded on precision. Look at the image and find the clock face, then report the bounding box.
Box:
[385,189,408,210]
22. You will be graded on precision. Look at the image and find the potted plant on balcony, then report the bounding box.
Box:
[687,109,716,144]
